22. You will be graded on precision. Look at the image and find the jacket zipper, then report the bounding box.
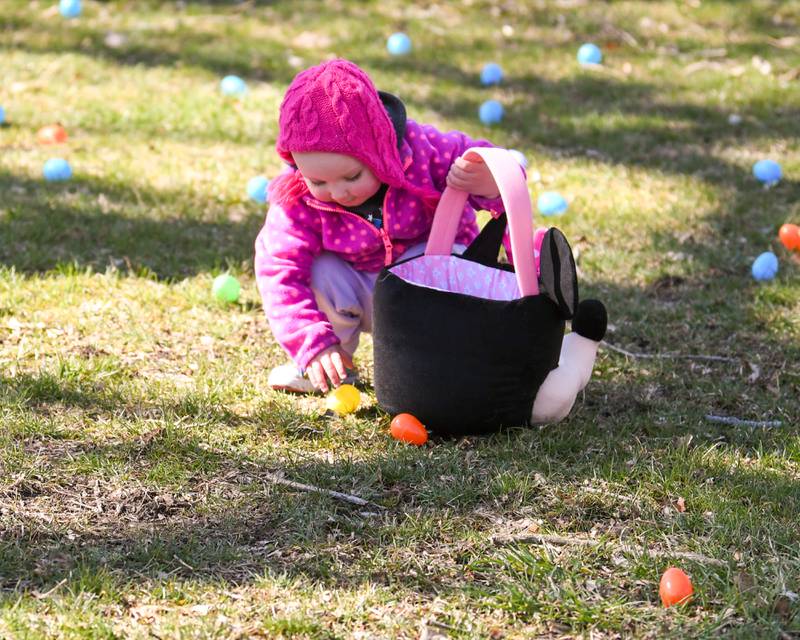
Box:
[379,188,392,265]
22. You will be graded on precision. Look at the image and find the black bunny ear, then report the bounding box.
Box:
[462,213,509,266]
[538,227,579,319]
[378,91,407,149]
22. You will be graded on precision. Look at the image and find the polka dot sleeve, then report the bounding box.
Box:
[418,122,507,218]
[254,203,340,369]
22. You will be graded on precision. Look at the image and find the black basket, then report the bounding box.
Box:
[373,148,566,436]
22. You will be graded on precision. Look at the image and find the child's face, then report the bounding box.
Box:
[293,151,381,207]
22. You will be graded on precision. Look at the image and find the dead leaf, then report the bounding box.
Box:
[188,604,212,616]
[676,434,694,450]
[774,592,799,624]
[675,496,686,513]
[779,68,800,82]
[770,36,800,48]
[419,627,449,640]
[734,571,755,593]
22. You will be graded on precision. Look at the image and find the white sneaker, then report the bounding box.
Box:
[267,363,319,394]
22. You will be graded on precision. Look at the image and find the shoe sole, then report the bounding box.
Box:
[269,383,321,395]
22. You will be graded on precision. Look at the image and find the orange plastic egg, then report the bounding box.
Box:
[778,223,800,251]
[390,413,428,446]
[36,124,68,145]
[659,567,693,607]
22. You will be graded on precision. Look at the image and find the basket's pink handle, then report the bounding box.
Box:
[425,147,538,296]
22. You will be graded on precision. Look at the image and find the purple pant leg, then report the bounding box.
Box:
[310,254,379,357]
[310,242,456,357]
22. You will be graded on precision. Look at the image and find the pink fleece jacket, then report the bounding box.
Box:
[254,119,504,369]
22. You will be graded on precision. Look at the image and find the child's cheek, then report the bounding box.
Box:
[310,185,329,201]
[358,176,381,200]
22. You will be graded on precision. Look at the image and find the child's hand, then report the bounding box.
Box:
[446,155,500,199]
[307,345,354,393]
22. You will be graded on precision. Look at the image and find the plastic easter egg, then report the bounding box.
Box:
[37,124,68,145]
[537,191,568,216]
[390,413,428,446]
[220,75,247,96]
[480,63,504,86]
[751,251,778,281]
[59,0,82,18]
[42,158,72,182]
[508,149,528,169]
[325,384,361,414]
[659,567,693,607]
[752,159,782,184]
[778,223,800,251]
[479,100,504,125]
[246,176,270,203]
[577,43,602,65]
[0,106,5,125]
[212,274,241,302]
[386,32,412,56]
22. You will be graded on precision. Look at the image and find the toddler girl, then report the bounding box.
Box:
[254,59,605,425]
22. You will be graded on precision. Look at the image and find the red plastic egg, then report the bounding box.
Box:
[36,124,68,145]
[659,567,693,607]
[390,413,428,446]
[778,223,800,251]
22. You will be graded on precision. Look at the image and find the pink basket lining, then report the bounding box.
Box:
[389,255,522,301]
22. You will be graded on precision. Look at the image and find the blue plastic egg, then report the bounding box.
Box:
[0,106,5,125]
[480,63,504,86]
[479,100,504,125]
[752,159,782,184]
[538,191,568,216]
[386,33,412,56]
[577,43,602,65]
[247,176,270,203]
[220,75,247,96]
[751,251,778,281]
[43,158,73,182]
[59,0,82,18]
[508,149,528,169]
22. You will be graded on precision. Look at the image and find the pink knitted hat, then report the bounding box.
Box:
[276,59,405,186]
[271,59,440,209]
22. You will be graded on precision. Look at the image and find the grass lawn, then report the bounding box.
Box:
[1,0,799,637]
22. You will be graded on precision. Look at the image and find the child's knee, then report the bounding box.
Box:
[310,253,347,292]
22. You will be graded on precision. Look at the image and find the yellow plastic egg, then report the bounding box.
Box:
[325,384,360,414]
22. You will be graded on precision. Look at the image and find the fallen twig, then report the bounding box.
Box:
[705,415,782,428]
[602,341,738,363]
[683,60,725,75]
[263,472,382,509]
[490,532,727,567]
[683,47,728,59]
[33,578,67,599]
[172,554,195,572]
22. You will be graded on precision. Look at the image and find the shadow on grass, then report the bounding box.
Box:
[0,169,264,279]
[0,326,797,598]
[2,0,403,88]
[2,49,798,279]
[1,9,298,86]
[3,0,799,285]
